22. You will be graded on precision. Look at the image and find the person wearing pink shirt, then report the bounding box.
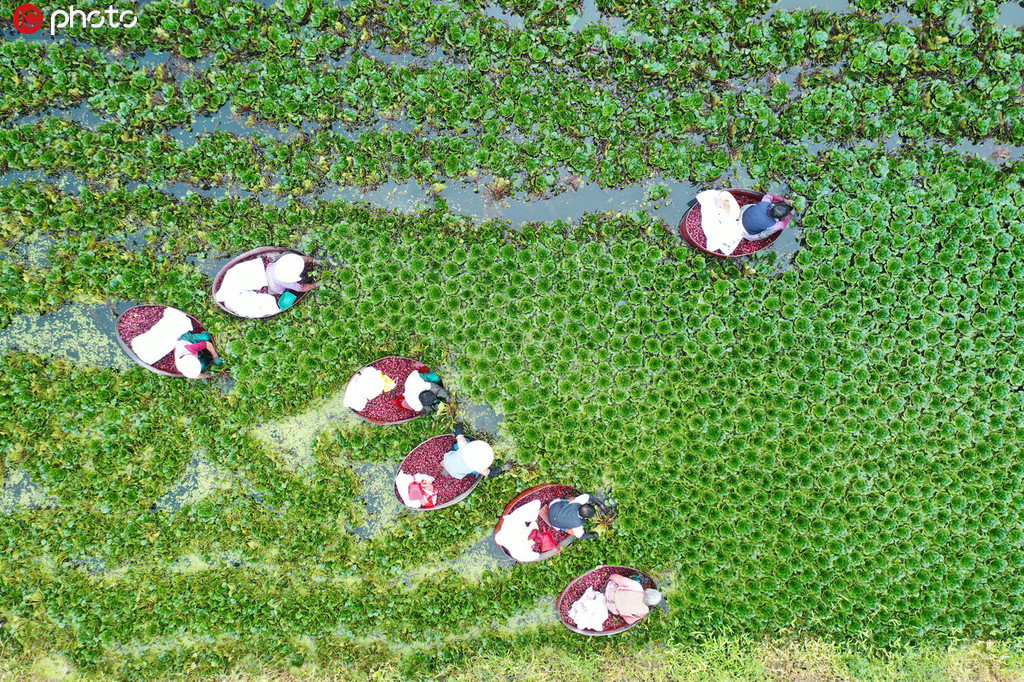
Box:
[604,574,663,624]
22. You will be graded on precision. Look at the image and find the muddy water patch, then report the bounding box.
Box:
[761,220,805,276]
[954,138,1024,163]
[6,102,105,131]
[349,460,403,539]
[56,101,107,129]
[157,181,292,208]
[210,373,237,395]
[998,0,1024,28]
[571,0,630,31]
[768,0,849,14]
[171,103,322,146]
[0,302,132,370]
[0,469,59,513]
[878,9,922,27]
[185,253,233,278]
[482,2,526,28]
[153,452,234,512]
[363,44,451,68]
[315,179,432,213]
[109,223,159,251]
[569,0,652,42]
[800,139,833,157]
[315,175,702,228]
[445,174,701,228]
[458,398,504,440]
[68,556,113,575]
[0,170,86,195]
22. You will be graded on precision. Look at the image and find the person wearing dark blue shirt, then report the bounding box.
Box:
[740,194,794,241]
[540,493,606,540]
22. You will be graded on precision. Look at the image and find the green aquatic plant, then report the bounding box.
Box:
[1,4,1023,676]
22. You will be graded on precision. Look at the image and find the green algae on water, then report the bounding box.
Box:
[0,468,59,513]
[403,537,514,585]
[251,388,363,473]
[0,303,131,370]
[153,452,234,512]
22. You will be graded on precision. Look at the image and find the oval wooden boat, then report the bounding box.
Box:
[211,246,315,319]
[493,484,584,563]
[393,434,484,510]
[346,356,444,425]
[679,188,785,258]
[116,305,216,378]
[557,565,659,636]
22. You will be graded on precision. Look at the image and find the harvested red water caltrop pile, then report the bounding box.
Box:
[558,566,657,632]
[150,352,182,374]
[507,484,582,550]
[352,356,432,423]
[396,434,480,507]
[117,305,169,341]
[683,192,782,257]
[117,306,205,375]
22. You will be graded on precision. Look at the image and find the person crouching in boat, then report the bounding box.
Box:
[173,330,223,378]
[265,253,317,307]
[540,493,603,540]
[604,574,664,624]
[442,423,512,479]
[393,368,450,415]
[739,194,795,241]
[216,253,317,317]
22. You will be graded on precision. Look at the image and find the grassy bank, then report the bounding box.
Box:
[4,638,1024,681]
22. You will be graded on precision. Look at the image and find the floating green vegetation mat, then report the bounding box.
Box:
[1,0,1024,678]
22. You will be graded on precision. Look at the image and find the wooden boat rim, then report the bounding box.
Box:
[394,434,484,510]
[556,564,658,636]
[211,246,313,319]
[115,304,214,378]
[679,188,783,258]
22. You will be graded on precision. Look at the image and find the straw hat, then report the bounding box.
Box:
[273,253,305,283]
[461,440,495,471]
[176,354,203,379]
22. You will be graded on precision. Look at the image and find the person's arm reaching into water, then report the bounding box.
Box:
[184,340,219,360]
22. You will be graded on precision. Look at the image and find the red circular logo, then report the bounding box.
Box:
[13,4,43,34]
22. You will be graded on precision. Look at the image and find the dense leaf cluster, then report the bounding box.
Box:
[2,0,1024,195]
